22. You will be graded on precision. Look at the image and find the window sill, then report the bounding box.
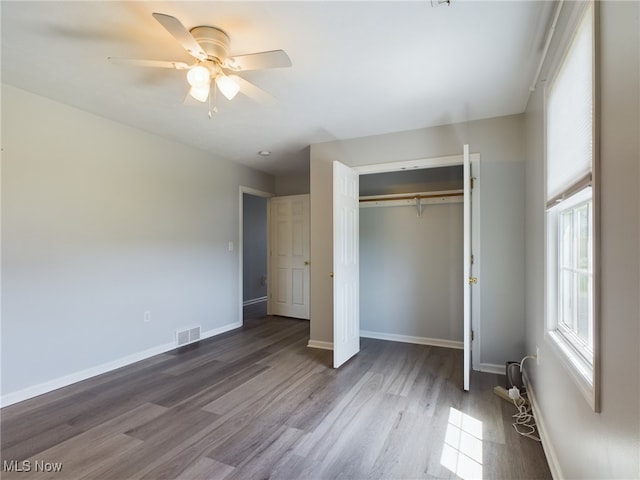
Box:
[546,330,599,412]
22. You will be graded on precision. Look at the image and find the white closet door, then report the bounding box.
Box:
[333,161,360,368]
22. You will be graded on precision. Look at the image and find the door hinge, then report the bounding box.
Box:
[468,277,478,285]
[470,254,474,265]
[471,330,475,341]
[470,176,476,189]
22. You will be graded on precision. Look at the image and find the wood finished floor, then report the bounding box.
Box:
[1,315,551,479]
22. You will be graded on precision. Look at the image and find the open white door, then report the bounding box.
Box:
[333,161,360,368]
[463,145,472,391]
[269,194,310,319]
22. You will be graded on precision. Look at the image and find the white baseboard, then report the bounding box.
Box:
[478,363,507,375]
[205,321,242,337]
[308,332,464,352]
[0,321,242,408]
[360,330,463,350]
[523,371,562,480]
[307,339,333,350]
[242,296,267,307]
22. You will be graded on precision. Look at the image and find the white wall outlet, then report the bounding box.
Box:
[144,311,151,323]
[536,345,540,364]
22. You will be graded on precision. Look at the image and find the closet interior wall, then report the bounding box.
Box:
[359,166,465,346]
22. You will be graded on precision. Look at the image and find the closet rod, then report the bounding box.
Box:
[359,191,463,203]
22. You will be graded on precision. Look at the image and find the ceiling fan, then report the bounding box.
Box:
[109,13,291,109]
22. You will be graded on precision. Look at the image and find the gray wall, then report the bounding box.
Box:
[310,114,526,370]
[360,166,463,196]
[242,193,268,302]
[1,85,275,402]
[360,203,463,342]
[275,173,310,196]
[523,2,639,478]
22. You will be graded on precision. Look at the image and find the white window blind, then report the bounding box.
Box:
[546,4,593,203]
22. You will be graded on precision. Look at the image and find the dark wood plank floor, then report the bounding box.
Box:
[243,300,268,321]
[1,316,551,479]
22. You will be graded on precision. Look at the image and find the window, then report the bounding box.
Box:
[545,1,599,411]
[557,188,593,361]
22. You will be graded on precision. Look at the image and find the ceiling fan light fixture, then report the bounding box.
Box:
[215,74,240,100]
[110,13,291,113]
[189,84,210,102]
[187,65,211,88]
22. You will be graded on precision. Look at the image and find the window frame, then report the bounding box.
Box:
[544,0,600,413]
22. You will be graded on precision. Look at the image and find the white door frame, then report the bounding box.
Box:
[353,151,481,375]
[463,145,471,391]
[238,186,273,324]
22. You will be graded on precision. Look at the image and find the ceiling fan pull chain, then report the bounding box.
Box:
[208,84,212,119]
[209,82,219,119]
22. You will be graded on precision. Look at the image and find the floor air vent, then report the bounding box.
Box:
[176,326,201,346]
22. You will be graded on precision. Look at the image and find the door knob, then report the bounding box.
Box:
[304,261,310,265]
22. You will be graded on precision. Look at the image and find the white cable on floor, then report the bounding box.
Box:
[510,355,541,442]
[511,392,541,442]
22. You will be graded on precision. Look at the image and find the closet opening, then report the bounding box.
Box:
[359,165,466,350]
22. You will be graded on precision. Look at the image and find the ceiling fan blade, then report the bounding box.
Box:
[225,50,291,72]
[152,13,207,61]
[108,58,190,70]
[231,75,277,106]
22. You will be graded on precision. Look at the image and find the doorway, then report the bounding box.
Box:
[333,150,480,389]
[359,165,465,346]
[239,188,271,323]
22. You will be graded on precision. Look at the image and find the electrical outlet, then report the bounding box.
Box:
[144,311,151,323]
[536,345,540,364]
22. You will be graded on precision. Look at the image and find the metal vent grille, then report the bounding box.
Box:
[189,327,201,342]
[176,330,190,346]
[176,326,201,346]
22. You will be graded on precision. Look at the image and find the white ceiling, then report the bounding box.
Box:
[1,1,552,176]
